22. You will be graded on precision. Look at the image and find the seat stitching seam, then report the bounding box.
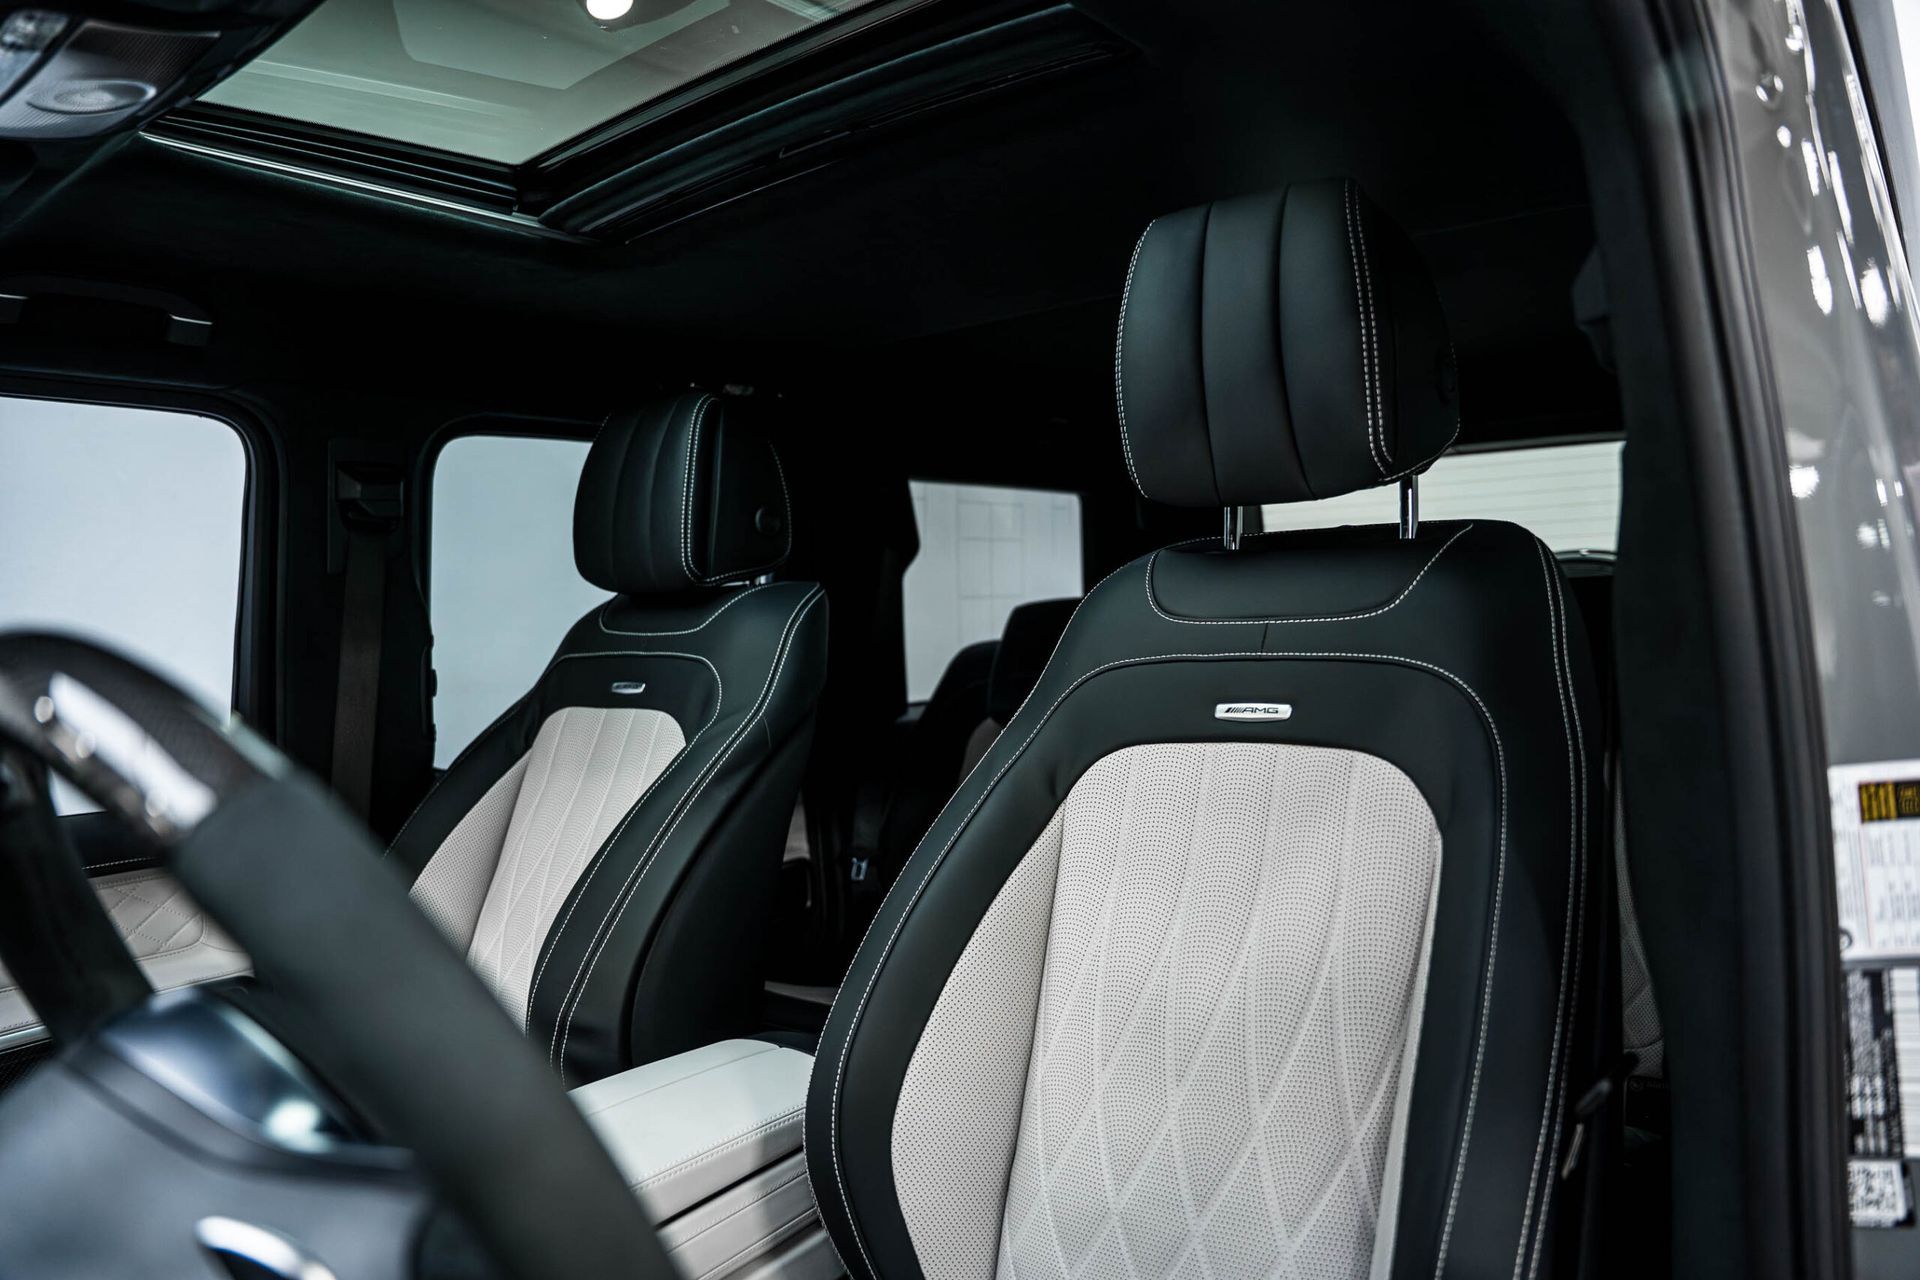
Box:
[824,635,1508,1280]
[682,394,717,585]
[1516,541,1588,1280]
[522,686,719,1029]
[574,1043,778,1115]
[598,584,773,636]
[1143,521,1472,626]
[1115,220,1157,501]
[553,590,819,1067]
[1352,182,1391,467]
[1345,182,1387,477]
[633,1108,804,1189]
[389,649,721,862]
[549,590,822,1069]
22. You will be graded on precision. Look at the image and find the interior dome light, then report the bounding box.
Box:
[578,0,700,31]
[26,76,154,115]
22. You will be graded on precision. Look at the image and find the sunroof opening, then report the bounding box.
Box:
[197,0,881,165]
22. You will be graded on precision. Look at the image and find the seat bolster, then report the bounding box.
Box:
[806,519,1602,1280]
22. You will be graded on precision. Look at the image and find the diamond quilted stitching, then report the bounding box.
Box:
[992,743,1440,1280]
[463,706,684,1022]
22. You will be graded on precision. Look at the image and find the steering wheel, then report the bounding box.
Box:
[0,633,673,1280]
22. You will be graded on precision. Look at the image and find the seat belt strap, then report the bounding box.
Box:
[330,466,404,821]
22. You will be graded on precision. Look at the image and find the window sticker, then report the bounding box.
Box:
[1832,760,1920,961]
[1834,762,1920,1227]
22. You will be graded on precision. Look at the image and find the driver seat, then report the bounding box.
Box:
[806,181,1602,1280]
[389,392,827,1085]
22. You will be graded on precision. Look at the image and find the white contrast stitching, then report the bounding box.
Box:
[520,650,730,1027]
[1115,219,1157,501]
[634,1108,805,1190]
[1143,522,1473,626]
[1345,183,1387,478]
[681,394,718,585]
[389,648,722,860]
[1516,541,1588,1280]
[825,631,1510,1280]
[1352,182,1391,470]
[598,584,774,636]
[550,590,824,1070]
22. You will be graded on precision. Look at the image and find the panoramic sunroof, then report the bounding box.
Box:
[198,0,880,165]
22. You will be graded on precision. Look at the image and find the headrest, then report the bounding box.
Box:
[1115,179,1458,506]
[988,597,1078,723]
[573,392,791,596]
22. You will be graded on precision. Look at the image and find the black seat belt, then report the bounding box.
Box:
[330,466,404,821]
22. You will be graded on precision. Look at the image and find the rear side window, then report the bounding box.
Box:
[0,396,249,810]
[430,433,605,766]
[1258,439,1624,551]
[903,481,1083,702]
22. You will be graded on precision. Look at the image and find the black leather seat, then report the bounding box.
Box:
[806,181,1603,1279]
[388,391,828,1084]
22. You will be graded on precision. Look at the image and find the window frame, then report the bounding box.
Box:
[0,375,280,738]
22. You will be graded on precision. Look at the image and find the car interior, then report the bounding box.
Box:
[0,0,1895,1275]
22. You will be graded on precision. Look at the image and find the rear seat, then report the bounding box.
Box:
[875,597,1080,878]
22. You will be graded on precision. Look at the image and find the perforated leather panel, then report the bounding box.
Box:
[892,743,1441,1280]
[411,707,685,1024]
[0,869,250,1040]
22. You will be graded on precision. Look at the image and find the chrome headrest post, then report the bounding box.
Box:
[1399,476,1420,540]
[1223,506,1246,551]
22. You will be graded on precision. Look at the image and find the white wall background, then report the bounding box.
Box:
[1260,440,1624,551]
[430,433,605,765]
[902,481,1082,701]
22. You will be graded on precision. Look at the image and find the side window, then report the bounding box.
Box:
[902,481,1083,702]
[1259,439,1625,551]
[0,396,249,812]
[429,433,606,766]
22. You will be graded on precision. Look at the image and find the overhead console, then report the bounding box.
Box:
[0,0,310,142]
[571,1039,838,1280]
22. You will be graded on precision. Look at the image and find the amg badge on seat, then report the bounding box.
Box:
[1215,702,1292,722]
[611,681,647,695]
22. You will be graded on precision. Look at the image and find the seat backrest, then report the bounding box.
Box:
[807,181,1602,1280]
[391,391,827,1084]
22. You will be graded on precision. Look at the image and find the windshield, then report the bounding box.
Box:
[196,0,879,165]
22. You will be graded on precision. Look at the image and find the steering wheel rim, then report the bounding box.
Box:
[0,632,673,1280]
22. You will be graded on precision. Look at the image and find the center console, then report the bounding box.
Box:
[570,1039,838,1280]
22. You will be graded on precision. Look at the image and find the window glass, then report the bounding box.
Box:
[430,433,606,766]
[199,0,881,165]
[0,397,248,812]
[1259,439,1624,552]
[902,481,1083,702]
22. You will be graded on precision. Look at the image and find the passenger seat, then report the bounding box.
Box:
[389,392,828,1084]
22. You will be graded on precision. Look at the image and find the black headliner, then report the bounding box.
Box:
[0,0,1614,473]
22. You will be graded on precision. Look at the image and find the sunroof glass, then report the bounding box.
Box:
[197,0,879,165]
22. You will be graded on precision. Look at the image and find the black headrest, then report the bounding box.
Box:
[573,392,791,596]
[1115,179,1458,506]
[988,597,1078,723]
